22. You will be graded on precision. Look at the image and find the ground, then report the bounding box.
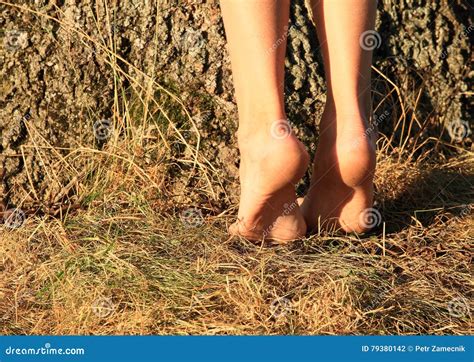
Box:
[1,146,472,335]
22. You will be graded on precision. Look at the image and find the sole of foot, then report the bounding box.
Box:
[229,122,310,243]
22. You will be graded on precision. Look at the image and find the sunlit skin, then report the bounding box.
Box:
[301,0,377,233]
[220,0,377,241]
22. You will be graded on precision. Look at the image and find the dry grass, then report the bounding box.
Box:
[1,1,473,335]
[1,148,472,335]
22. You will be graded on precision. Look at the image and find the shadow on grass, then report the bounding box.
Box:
[380,165,473,234]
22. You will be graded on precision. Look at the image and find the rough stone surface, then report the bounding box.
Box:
[1,0,471,207]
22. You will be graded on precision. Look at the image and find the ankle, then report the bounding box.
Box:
[320,108,372,141]
[324,96,371,121]
[237,123,309,182]
[237,116,291,147]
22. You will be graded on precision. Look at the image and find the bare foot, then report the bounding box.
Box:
[301,109,377,233]
[229,120,310,242]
